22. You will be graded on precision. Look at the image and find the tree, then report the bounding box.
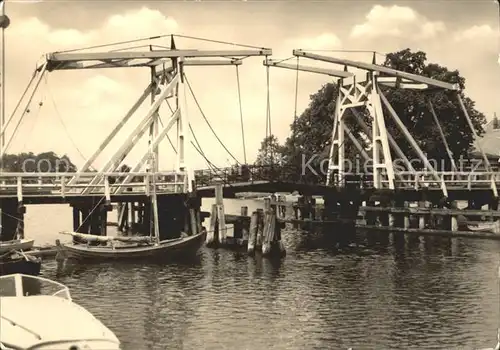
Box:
[1,151,77,172]
[381,49,486,163]
[255,135,285,166]
[268,48,486,182]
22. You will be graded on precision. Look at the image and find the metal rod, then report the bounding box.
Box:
[3,64,47,153]
[427,100,458,171]
[0,0,6,159]
[235,65,247,164]
[456,93,492,171]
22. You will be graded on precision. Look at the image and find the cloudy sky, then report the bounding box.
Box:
[2,0,499,171]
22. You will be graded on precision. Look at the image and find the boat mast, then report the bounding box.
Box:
[148,57,160,244]
[150,152,160,244]
[0,0,9,240]
[0,0,7,158]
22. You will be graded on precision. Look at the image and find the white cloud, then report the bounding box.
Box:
[350,5,446,40]
[453,24,497,41]
[285,33,342,51]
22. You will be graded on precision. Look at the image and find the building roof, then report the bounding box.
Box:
[476,124,500,157]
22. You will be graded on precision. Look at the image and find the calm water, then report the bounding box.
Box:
[24,199,500,350]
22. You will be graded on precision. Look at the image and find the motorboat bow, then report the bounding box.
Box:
[0,273,121,349]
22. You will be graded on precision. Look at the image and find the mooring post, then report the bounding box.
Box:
[247,210,258,254]
[214,180,226,244]
[388,199,396,227]
[262,208,276,256]
[450,200,458,231]
[241,206,249,242]
[207,203,218,245]
[262,197,272,254]
[256,208,264,248]
[403,201,410,229]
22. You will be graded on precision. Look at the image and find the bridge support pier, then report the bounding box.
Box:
[70,199,112,245]
[0,199,21,242]
[207,180,226,246]
[261,197,286,257]
[16,202,25,240]
[403,201,410,229]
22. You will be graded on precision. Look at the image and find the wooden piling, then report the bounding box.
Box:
[450,200,458,231]
[418,200,427,229]
[247,211,258,254]
[207,203,218,245]
[256,208,264,247]
[262,208,276,256]
[127,202,133,231]
[403,201,410,229]
[241,206,249,242]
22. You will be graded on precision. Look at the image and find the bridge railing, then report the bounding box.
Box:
[0,171,187,198]
[337,171,499,194]
[195,164,309,186]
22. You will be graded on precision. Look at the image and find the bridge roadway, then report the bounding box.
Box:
[0,165,498,204]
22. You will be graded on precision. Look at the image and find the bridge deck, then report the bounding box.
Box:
[0,167,497,204]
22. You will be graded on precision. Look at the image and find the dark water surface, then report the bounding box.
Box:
[28,201,500,349]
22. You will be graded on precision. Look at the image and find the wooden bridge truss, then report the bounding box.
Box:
[265,50,498,198]
[0,36,272,201]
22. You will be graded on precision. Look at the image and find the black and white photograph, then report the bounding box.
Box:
[0,0,499,349]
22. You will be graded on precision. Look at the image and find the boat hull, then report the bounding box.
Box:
[0,256,41,276]
[0,239,35,254]
[63,230,206,261]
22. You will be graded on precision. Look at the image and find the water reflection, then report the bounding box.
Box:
[34,224,500,350]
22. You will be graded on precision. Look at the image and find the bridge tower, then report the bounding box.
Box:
[0,35,271,241]
[264,50,488,197]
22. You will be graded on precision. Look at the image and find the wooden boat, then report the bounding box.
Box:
[0,238,34,254]
[0,251,41,276]
[61,230,206,260]
[60,153,207,260]
[0,273,120,349]
[468,221,500,234]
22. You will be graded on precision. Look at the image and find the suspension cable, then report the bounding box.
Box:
[235,65,247,164]
[265,58,272,138]
[427,99,457,171]
[183,73,241,165]
[264,57,274,164]
[293,56,300,121]
[75,197,106,233]
[46,81,92,169]
[56,34,266,54]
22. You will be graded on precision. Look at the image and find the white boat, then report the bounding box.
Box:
[0,273,121,349]
[0,238,35,254]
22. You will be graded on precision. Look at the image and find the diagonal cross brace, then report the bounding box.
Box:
[81,73,180,194]
[114,108,181,194]
[68,81,156,185]
[379,89,447,196]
